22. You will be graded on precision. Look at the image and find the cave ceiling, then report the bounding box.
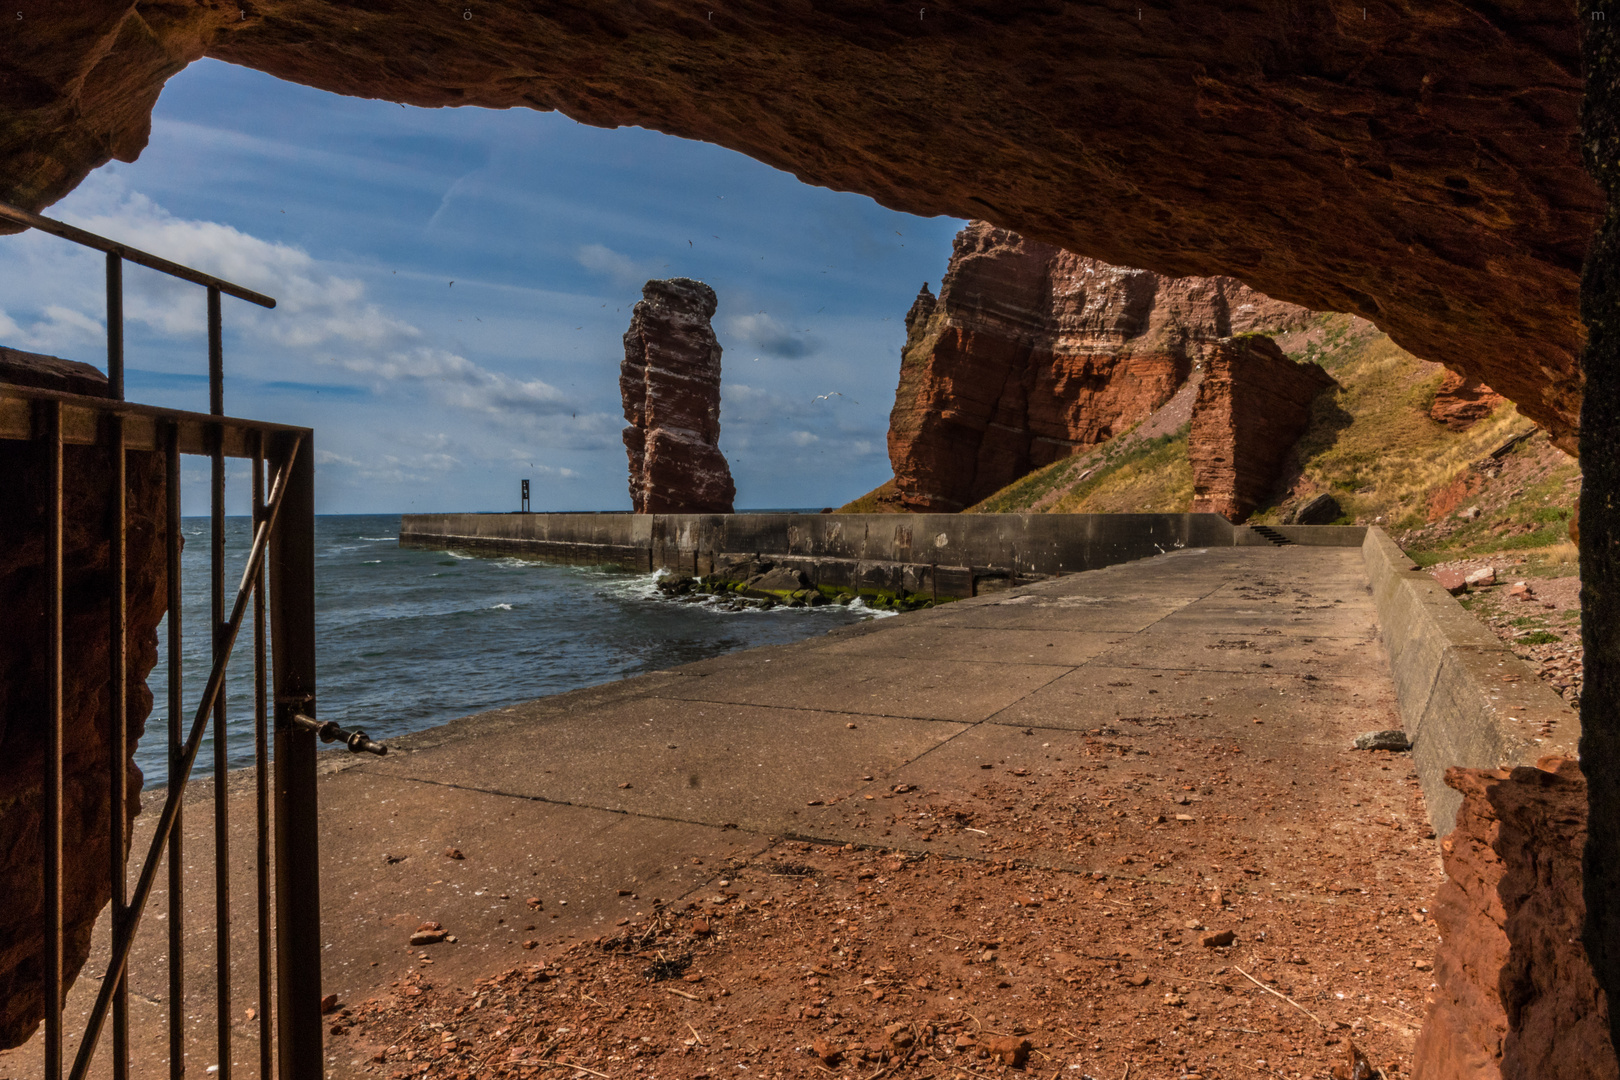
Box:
[2,1,1600,449]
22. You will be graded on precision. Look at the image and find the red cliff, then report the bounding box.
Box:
[888,222,1313,512]
[1430,370,1507,431]
[0,348,168,1048]
[1413,759,1616,1080]
[621,278,736,514]
[1188,334,1338,523]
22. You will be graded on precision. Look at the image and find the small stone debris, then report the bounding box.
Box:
[526,896,542,909]
[985,1034,1032,1067]
[319,994,340,1015]
[1202,929,1237,948]
[1507,581,1536,600]
[1330,1039,1377,1080]
[442,847,465,860]
[381,853,405,865]
[812,1036,842,1065]
[522,940,538,950]
[1353,729,1412,751]
[1465,566,1497,587]
[1431,569,1468,595]
[409,922,450,946]
[845,722,858,729]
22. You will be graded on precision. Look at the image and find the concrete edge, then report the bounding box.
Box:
[1360,527,1580,834]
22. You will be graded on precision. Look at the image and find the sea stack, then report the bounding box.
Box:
[1188,334,1338,523]
[621,278,736,513]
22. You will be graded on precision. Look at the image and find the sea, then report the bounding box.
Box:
[141,513,883,785]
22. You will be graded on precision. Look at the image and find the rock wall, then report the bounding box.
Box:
[1188,335,1338,523]
[0,350,167,1048]
[1413,759,1616,1080]
[621,278,735,514]
[888,222,1313,512]
[3,2,1596,450]
[1430,370,1507,431]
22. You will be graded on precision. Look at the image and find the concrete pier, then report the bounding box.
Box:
[8,539,1530,1079]
[399,511,1368,598]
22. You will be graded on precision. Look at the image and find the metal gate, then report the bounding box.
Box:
[0,200,381,1079]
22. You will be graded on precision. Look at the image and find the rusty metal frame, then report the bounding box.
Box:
[0,197,329,1080]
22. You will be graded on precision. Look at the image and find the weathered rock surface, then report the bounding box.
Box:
[1413,759,1617,1080]
[1430,370,1508,431]
[2,2,1596,450]
[889,222,1312,512]
[0,352,167,1048]
[1189,335,1338,523]
[621,278,735,514]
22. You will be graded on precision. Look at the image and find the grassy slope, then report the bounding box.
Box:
[842,314,1581,554]
[969,426,1192,514]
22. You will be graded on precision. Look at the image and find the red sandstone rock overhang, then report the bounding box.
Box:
[2,2,1598,449]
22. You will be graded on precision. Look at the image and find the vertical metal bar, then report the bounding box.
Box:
[209,283,232,1080]
[252,434,273,1080]
[165,424,184,1080]
[109,412,130,1080]
[106,252,124,401]
[208,285,223,417]
[269,432,322,1080]
[44,400,65,1080]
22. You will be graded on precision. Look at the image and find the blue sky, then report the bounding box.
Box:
[0,60,964,513]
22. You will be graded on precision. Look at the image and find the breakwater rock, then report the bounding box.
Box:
[621,278,736,514]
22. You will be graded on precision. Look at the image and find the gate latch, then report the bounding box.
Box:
[291,713,389,755]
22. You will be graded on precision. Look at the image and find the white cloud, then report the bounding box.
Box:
[575,243,656,288]
[723,313,816,359]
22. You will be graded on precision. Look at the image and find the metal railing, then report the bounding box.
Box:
[0,199,347,1080]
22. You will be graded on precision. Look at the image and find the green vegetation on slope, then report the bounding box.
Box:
[835,478,906,514]
[969,426,1192,514]
[1248,314,1530,529]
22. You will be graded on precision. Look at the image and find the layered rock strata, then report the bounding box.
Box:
[1430,370,1507,431]
[889,222,1313,512]
[1188,335,1337,523]
[1413,759,1616,1080]
[0,350,167,1048]
[621,278,735,514]
[3,2,1596,449]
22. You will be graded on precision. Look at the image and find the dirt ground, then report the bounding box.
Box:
[338,742,1440,1080]
[1427,555,1583,709]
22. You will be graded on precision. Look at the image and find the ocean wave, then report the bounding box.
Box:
[441,550,476,560]
[362,560,382,565]
[359,536,397,542]
[490,602,513,610]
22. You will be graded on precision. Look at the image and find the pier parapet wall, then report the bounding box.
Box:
[400,512,1345,599]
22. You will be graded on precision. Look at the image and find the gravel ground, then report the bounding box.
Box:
[338,740,1440,1080]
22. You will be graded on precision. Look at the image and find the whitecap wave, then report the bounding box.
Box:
[361,559,382,565]
[359,535,396,542]
[442,550,476,560]
[491,602,513,610]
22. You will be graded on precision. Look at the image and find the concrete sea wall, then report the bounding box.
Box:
[1360,527,1580,834]
[400,512,1267,600]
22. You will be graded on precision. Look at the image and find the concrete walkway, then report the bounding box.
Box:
[11,544,1432,1079]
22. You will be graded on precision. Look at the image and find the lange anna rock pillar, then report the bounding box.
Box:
[620,278,736,514]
